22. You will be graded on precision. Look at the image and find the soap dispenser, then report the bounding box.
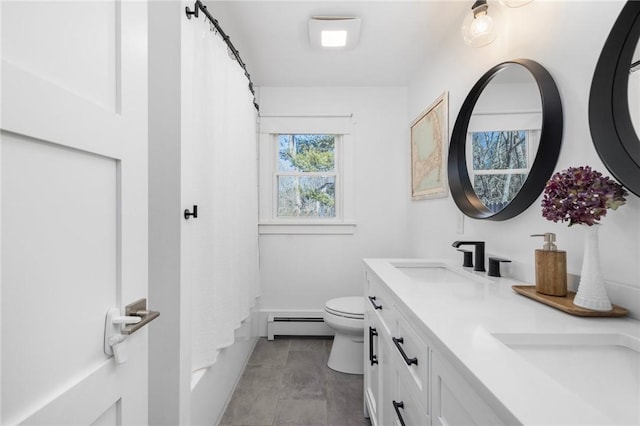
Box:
[531,233,567,296]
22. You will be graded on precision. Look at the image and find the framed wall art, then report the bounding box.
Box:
[411,91,449,200]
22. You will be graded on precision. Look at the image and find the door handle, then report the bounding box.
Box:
[104,299,159,364]
[121,298,160,335]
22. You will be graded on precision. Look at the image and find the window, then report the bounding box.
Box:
[258,115,355,234]
[468,129,538,212]
[276,134,337,218]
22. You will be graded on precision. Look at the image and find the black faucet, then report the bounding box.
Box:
[456,249,474,268]
[488,257,511,277]
[452,241,485,272]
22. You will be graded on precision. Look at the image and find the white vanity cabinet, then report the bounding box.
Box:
[365,270,430,426]
[364,271,388,425]
[364,258,640,425]
[364,267,504,426]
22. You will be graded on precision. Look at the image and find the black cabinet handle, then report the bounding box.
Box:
[392,400,406,426]
[369,327,378,366]
[368,296,382,310]
[392,337,418,366]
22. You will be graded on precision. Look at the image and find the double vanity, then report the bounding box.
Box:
[363,4,640,424]
[363,258,640,426]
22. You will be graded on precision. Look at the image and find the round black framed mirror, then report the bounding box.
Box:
[448,58,563,221]
[589,1,640,197]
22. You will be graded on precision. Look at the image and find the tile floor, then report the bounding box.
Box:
[219,337,371,426]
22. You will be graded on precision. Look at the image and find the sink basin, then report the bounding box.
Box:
[493,332,640,425]
[391,262,486,285]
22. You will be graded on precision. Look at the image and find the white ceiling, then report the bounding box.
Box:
[206,1,470,87]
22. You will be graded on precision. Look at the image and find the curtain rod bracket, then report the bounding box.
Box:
[185,4,198,20]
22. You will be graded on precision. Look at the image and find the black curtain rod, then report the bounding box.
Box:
[185,0,259,111]
[631,60,640,73]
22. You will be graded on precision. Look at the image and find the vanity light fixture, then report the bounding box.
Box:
[498,0,534,7]
[461,0,496,48]
[309,16,361,50]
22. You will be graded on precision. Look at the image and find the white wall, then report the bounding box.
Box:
[148,2,189,424]
[406,0,640,314]
[255,87,410,328]
[148,2,258,424]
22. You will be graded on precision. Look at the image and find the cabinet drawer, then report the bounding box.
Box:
[432,351,504,426]
[364,316,382,424]
[391,373,430,426]
[391,311,430,405]
[366,272,396,335]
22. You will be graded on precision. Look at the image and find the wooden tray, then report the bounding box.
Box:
[512,285,628,317]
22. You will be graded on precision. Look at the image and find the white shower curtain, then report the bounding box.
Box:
[183,17,260,372]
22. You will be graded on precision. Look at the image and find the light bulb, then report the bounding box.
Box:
[462,11,496,47]
[470,14,492,35]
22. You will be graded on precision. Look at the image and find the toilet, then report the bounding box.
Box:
[323,296,365,374]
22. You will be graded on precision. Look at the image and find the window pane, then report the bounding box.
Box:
[473,174,527,212]
[278,134,335,172]
[472,131,528,170]
[277,176,336,217]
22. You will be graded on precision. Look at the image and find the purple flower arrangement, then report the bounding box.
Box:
[541,166,628,226]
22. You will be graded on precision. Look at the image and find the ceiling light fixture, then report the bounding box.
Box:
[461,0,496,48]
[322,30,348,47]
[309,16,361,50]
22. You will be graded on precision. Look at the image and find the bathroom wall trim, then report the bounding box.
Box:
[255,309,335,337]
[266,312,334,339]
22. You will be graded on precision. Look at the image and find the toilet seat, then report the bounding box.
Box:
[325,296,364,320]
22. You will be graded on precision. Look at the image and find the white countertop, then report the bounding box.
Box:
[364,258,640,426]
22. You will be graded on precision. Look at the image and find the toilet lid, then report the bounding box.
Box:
[325,297,364,319]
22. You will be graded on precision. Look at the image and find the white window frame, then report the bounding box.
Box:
[466,129,540,209]
[466,129,539,183]
[258,114,356,235]
[465,110,542,205]
[274,133,340,219]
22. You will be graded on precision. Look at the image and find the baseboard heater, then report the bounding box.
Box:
[267,313,334,340]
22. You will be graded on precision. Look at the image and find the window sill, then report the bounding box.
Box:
[258,222,356,235]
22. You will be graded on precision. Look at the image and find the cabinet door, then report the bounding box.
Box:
[366,272,396,335]
[394,373,431,426]
[364,314,382,424]
[432,351,504,426]
[380,335,399,426]
[394,310,430,405]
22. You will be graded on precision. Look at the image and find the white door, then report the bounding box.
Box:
[1,1,149,425]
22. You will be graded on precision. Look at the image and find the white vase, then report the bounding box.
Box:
[573,224,612,311]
